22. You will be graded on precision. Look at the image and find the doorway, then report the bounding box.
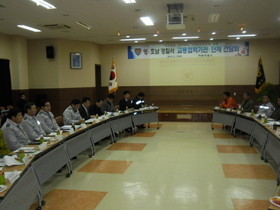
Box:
[0,59,13,107]
[95,64,102,100]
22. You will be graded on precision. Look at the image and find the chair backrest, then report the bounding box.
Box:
[55,116,64,126]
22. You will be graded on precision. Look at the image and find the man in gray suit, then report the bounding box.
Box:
[37,99,60,134]
[21,102,46,140]
[1,108,30,151]
[63,99,83,125]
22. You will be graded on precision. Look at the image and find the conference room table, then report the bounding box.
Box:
[211,108,280,210]
[0,107,159,210]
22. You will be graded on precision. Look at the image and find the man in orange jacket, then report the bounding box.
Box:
[221,91,238,109]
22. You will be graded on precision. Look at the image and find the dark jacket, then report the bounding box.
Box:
[119,98,133,111]
[241,99,254,112]
[132,97,145,109]
[79,105,90,120]
[89,104,103,116]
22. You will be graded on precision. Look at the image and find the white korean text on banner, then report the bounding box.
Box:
[128,42,249,59]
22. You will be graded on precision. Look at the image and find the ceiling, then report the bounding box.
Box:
[0,0,280,45]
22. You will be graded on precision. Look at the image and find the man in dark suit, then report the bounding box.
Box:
[79,97,91,120]
[89,99,103,116]
[119,90,133,111]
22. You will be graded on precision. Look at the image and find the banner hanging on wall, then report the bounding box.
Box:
[128,42,249,59]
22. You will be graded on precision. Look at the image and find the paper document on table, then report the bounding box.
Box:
[3,155,24,166]
[85,118,95,123]
[264,121,280,125]
[35,137,52,141]
[61,125,80,131]
[5,170,21,184]
[13,147,35,153]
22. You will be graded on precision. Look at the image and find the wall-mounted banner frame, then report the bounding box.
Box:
[128,42,249,59]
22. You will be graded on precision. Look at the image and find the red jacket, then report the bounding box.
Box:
[221,97,238,108]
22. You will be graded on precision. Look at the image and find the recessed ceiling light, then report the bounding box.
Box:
[124,0,136,3]
[182,33,186,35]
[172,36,199,39]
[153,34,158,37]
[120,38,146,41]
[228,34,256,37]
[212,32,216,35]
[208,14,220,23]
[197,28,201,32]
[159,40,163,42]
[30,0,56,9]
[236,37,240,39]
[242,31,246,33]
[210,38,214,41]
[184,39,188,41]
[17,25,41,32]
[135,41,138,43]
[126,35,130,38]
[140,17,154,26]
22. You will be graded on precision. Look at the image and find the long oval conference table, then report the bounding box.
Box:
[211,108,280,210]
[0,107,159,210]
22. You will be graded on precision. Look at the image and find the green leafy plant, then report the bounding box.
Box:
[257,82,279,106]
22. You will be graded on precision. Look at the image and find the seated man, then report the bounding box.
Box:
[79,97,91,120]
[119,90,133,111]
[221,91,238,109]
[257,95,275,117]
[21,102,46,140]
[241,92,254,112]
[63,99,83,125]
[270,97,280,120]
[37,99,60,134]
[1,108,31,151]
[89,99,103,116]
[132,92,145,109]
[101,94,115,113]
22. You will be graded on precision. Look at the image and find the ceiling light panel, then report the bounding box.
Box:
[123,0,136,3]
[140,17,154,26]
[228,34,256,37]
[76,21,92,29]
[208,14,220,23]
[172,36,199,39]
[120,38,146,41]
[30,0,56,9]
[17,25,41,32]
